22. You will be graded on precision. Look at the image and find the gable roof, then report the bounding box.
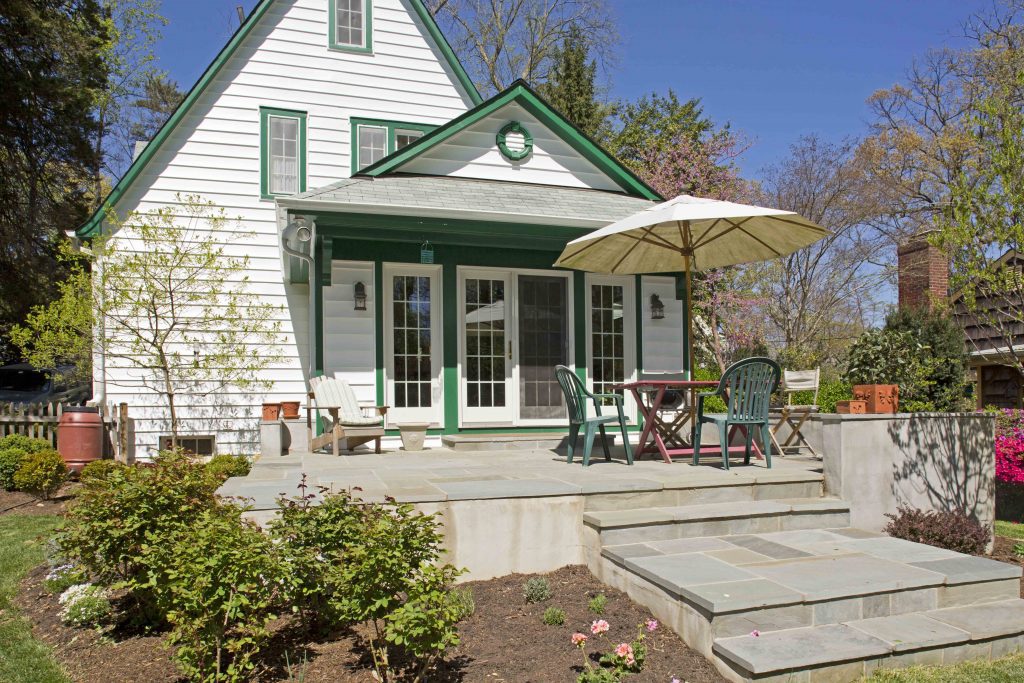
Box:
[76,0,482,238]
[357,80,663,201]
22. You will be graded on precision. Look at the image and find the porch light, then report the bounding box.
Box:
[354,282,367,311]
[650,293,665,320]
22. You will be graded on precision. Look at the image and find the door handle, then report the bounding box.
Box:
[508,341,512,360]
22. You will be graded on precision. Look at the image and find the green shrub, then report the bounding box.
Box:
[1014,542,1024,558]
[57,450,222,618]
[884,506,990,555]
[523,576,552,604]
[58,584,112,628]
[0,448,27,490]
[588,593,607,615]
[843,328,936,410]
[542,606,566,625]
[450,586,475,621]
[0,434,52,453]
[13,449,67,499]
[154,503,283,683]
[79,459,125,485]
[884,307,969,412]
[205,454,251,480]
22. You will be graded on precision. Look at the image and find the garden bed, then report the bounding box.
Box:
[15,564,724,682]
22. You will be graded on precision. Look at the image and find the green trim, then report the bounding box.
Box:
[442,261,459,432]
[573,271,587,386]
[374,260,385,407]
[328,0,372,54]
[407,0,482,106]
[260,107,308,200]
[496,120,533,161]
[350,117,437,174]
[313,236,325,375]
[634,275,644,373]
[357,80,662,200]
[76,0,482,238]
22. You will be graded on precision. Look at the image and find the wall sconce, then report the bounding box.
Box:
[354,282,367,311]
[650,293,665,320]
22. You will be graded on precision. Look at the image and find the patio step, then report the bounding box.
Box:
[441,431,618,452]
[584,498,850,544]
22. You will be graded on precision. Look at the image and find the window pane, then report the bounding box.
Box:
[268,115,299,195]
[396,129,423,149]
[336,0,365,47]
[358,126,387,170]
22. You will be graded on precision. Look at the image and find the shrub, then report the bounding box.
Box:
[1014,542,1024,558]
[59,584,112,628]
[154,503,283,683]
[588,593,607,615]
[0,434,52,453]
[450,586,475,621]
[0,448,27,490]
[205,454,251,480]
[884,307,969,412]
[543,607,566,626]
[884,506,990,555]
[79,459,125,485]
[843,328,934,409]
[523,576,552,604]
[13,449,67,499]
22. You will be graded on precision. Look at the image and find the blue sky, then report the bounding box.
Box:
[156,0,987,178]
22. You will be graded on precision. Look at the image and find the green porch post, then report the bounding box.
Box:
[574,271,587,384]
[676,275,690,378]
[374,259,385,407]
[442,261,459,432]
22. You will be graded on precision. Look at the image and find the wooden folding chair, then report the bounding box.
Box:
[771,368,820,457]
[306,376,388,454]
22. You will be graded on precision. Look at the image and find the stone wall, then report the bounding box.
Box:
[821,413,995,534]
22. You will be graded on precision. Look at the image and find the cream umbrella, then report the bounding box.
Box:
[554,194,829,376]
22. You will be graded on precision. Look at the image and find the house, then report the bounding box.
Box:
[79,0,693,454]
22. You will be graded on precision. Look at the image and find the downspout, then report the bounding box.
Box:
[67,230,106,408]
[281,216,318,378]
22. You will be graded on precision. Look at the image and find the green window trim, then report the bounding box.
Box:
[260,107,308,201]
[328,0,373,54]
[350,117,436,174]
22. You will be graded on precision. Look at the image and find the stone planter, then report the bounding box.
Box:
[261,402,281,421]
[836,400,867,415]
[397,422,430,451]
[852,384,899,414]
[281,401,300,420]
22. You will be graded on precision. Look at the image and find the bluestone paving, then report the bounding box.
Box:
[927,600,1024,640]
[601,543,664,560]
[679,578,804,613]
[626,554,757,593]
[436,478,580,500]
[713,623,890,674]
[910,556,1024,585]
[848,613,969,652]
[824,537,961,563]
[643,537,737,555]
[746,554,946,600]
[724,535,813,560]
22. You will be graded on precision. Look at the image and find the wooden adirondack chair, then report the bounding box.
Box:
[694,357,781,470]
[554,365,632,467]
[307,376,388,454]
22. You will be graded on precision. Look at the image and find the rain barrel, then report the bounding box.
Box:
[57,406,104,474]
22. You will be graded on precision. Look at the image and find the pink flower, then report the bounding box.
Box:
[750,629,761,637]
[590,619,610,635]
[615,643,633,658]
[671,679,681,683]
[646,618,659,632]
[626,654,636,666]
[571,632,588,647]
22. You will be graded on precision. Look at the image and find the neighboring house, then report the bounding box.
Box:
[78,0,689,455]
[898,232,1024,409]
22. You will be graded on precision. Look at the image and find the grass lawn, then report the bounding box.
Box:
[864,654,1024,682]
[0,514,68,683]
[994,520,1024,540]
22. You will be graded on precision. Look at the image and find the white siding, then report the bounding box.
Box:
[398,102,624,191]
[99,0,474,455]
[322,261,377,403]
[641,276,686,375]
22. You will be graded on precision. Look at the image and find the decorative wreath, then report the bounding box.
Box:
[496,121,533,161]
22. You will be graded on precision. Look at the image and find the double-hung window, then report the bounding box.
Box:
[260,107,307,199]
[330,0,372,52]
[351,118,434,172]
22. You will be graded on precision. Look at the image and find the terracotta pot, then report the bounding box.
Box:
[852,384,899,414]
[57,406,103,474]
[836,400,867,415]
[261,402,281,422]
[281,401,300,420]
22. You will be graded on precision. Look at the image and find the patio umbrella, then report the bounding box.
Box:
[553,194,829,376]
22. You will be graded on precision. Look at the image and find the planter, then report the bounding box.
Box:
[836,400,867,415]
[261,402,281,422]
[397,422,430,451]
[57,406,103,474]
[281,401,300,420]
[852,384,899,414]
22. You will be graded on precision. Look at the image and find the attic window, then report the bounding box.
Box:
[330,0,372,53]
[350,118,435,173]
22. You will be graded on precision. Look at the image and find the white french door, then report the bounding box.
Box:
[460,270,513,423]
[383,264,443,426]
[586,275,637,422]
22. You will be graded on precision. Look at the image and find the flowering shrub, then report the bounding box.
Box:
[59,583,112,628]
[993,409,1024,484]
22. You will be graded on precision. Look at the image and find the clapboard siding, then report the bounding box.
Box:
[322,262,377,403]
[641,276,686,374]
[99,0,475,455]
[400,102,623,191]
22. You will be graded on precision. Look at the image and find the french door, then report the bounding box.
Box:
[383,264,443,426]
[459,269,571,426]
[587,275,637,422]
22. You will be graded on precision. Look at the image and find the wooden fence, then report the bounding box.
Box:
[0,402,131,461]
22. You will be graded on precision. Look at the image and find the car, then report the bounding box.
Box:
[0,363,92,406]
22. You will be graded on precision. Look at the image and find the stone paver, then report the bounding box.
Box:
[712,623,890,675]
[643,537,737,555]
[911,556,1024,585]
[849,613,968,652]
[724,535,813,560]
[626,554,756,594]
[819,537,960,564]
[679,578,804,613]
[927,600,1024,640]
[746,554,946,601]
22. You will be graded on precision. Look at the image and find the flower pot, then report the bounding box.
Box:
[836,400,867,415]
[397,423,430,451]
[261,402,281,422]
[852,384,899,414]
[281,401,300,420]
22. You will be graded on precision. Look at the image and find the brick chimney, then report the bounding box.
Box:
[897,230,949,310]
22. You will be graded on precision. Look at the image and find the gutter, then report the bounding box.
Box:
[281,216,318,378]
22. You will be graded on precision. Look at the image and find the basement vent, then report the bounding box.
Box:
[159,434,215,456]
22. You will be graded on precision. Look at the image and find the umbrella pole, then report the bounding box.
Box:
[685,258,693,380]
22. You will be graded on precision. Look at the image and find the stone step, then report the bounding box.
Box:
[712,600,1024,682]
[440,432,617,452]
[586,498,850,543]
[582,472,823,512]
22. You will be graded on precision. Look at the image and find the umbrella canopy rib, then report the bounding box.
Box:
[612,225,658,272]
[735,223,784,258]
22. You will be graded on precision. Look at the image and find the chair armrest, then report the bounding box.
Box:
[591,392,623,404]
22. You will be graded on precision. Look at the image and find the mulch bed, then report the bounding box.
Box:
[15,563,725,682]
[991,535,1024,598]
[0,485,76,517]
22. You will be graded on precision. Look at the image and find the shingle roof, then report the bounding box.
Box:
[281,175,656,224]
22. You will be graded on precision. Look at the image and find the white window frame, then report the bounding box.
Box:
[330,0,371,52]
[356,124,387,171]
[585,274,638,423]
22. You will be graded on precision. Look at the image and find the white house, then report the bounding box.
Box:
[79,0,692,455]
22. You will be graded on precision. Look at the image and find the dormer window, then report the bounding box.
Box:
[330,0,372,53]
[351,118,435,172]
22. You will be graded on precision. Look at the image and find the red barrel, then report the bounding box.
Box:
[57,407,104,474]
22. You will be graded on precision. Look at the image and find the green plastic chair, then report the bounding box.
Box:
[693,357,781,470]
[554,365,632,466]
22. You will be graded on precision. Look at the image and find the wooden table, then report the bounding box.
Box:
[616,380,765,465]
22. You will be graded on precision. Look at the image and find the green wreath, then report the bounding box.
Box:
[496,121,533,161]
